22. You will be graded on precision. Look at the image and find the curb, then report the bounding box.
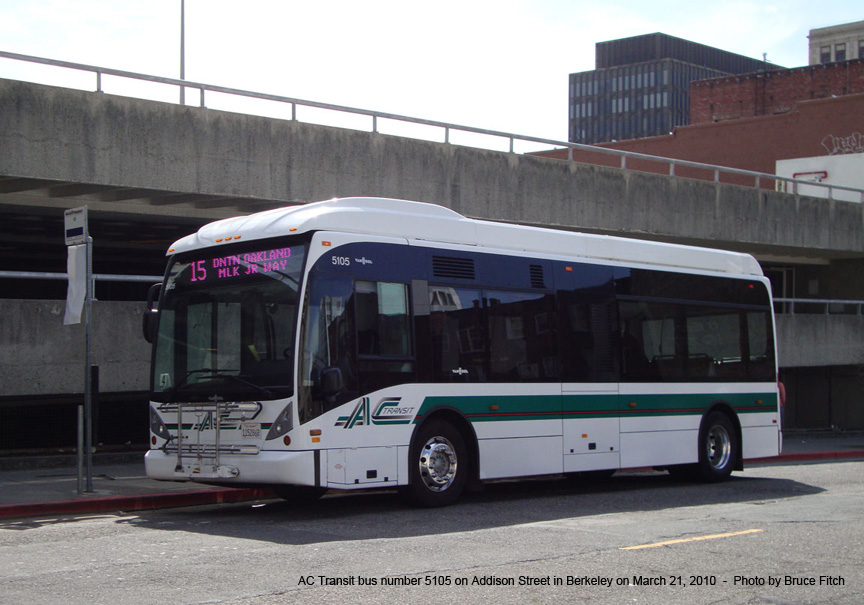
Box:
[747,449,864,464]
[0,487,275,521]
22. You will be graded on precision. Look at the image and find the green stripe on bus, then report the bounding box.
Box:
[416,392,777,423]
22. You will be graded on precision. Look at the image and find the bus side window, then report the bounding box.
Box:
[430,287,485,382]
[356,281,416,394]
[356,281,412,357]
[486,290,557,381]
[619,301,662,381]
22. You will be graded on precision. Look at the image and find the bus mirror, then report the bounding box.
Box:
[142,283,162,344]
[320,367,344,397]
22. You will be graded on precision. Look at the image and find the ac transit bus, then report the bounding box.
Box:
[144,197,781,507]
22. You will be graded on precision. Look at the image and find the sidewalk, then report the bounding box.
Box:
[1,432,863,521]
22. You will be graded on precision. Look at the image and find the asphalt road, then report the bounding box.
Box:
[0,460,861,604]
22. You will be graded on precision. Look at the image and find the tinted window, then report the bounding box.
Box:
[619,300,774,382]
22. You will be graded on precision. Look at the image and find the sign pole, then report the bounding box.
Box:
[85,233,94,492]
[64,206,93,494]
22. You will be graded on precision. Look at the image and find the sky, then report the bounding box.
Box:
[1,0,862,149]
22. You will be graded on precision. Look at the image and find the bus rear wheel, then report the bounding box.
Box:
[403,419,469,507]
[697,411,738,482]
[668,411,738,482]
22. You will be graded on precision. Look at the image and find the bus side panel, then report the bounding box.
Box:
[478,436,563,480]
[741,424,781,459]
[324,446,399,488]
[620,430,699,468]
[562,417,621,473]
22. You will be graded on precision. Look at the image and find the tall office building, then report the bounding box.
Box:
[569,33,781,144]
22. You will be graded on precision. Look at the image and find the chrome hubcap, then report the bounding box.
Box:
[419,436,457,492]
[706,425,732,470]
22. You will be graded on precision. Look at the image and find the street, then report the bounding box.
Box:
[1,460,861,604]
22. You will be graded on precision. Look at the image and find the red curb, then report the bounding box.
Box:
[0,487,275,521]
[748,449,864,464]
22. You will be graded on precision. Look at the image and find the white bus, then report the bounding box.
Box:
[144,197,782,507]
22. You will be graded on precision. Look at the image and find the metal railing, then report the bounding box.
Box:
[0,270,161,283]
[2,49,864,203]
[775,298,864,315]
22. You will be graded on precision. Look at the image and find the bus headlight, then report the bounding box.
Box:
[149,406,171,441]
[266,402,294,441]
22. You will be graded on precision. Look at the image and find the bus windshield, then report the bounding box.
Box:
[151,239,307,403]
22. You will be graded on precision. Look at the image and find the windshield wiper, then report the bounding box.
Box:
[168,368,274,398]
[168,368,237,397]
[219,373,275,398]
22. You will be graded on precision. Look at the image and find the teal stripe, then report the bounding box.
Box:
[417,391,777,423]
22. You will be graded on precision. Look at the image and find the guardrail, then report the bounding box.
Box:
[0,270,160,283]
[2,49,864,203]
[775,298,864,315]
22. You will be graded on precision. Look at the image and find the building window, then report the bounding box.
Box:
[820,46,831,63]
[835,43,846,62]
[859,40,864,59]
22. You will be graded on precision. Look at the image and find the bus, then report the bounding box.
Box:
[143,197,782,507]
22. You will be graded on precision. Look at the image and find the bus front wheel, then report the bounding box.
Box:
[403,419,469,507]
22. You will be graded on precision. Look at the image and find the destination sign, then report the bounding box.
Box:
[185,247,293,284]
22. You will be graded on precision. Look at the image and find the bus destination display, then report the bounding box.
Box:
[186,247,293,283]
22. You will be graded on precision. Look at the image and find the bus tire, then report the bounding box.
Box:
[404,419,468,508]
[696,411,738,482]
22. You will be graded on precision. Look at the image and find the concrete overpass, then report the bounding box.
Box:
[1,74,863,433]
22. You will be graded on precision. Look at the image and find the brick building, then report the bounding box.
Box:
[690,59,864,124]
[542,59,864,184]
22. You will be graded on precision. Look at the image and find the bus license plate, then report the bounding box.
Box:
[242,423,261,438]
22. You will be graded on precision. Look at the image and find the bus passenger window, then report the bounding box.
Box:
[356,281,411,357]
[430,287,485,382]
[486,290,556,381]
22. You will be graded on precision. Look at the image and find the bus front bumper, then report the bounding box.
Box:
[144,448,318,487]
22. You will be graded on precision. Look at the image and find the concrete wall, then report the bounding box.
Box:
[0,300,149,397]
[776,314,864,368]
[2,78,863,256]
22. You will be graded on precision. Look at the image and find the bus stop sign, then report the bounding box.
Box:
[64,206,88,246]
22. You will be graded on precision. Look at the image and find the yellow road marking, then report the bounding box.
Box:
[621,529,764,550]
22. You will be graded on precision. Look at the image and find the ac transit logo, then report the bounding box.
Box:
[194,411,217,432]
[335,397,416,428]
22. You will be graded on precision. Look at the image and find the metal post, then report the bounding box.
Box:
[180,0,186,105]
[77,404,84,495]
[84,235,94,492]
